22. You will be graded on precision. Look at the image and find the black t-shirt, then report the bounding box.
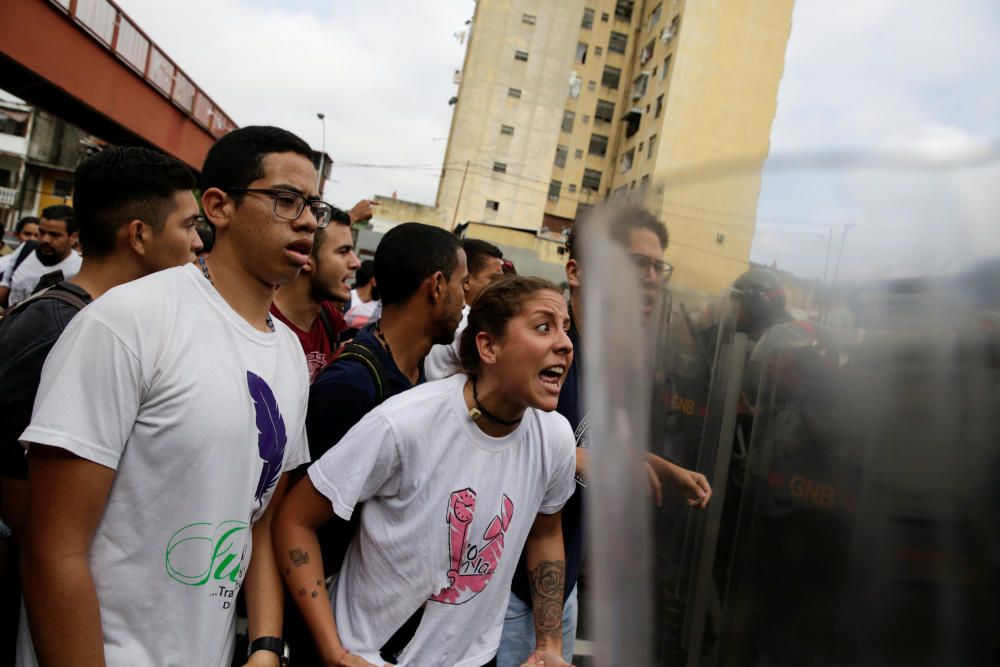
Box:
[510,312,585,605]
[0,282,92,480]
[306,323,423,460]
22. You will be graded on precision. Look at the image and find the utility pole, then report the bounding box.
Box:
[316,112,326,194]
[822,226,834,284]
[831,224,855,284]
[450,160,470,232]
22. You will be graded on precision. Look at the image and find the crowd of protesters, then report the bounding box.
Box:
[0,125,710,667]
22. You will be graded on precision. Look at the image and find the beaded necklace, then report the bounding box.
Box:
[197,256,274,332]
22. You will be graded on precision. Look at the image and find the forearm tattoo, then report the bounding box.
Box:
[528,560,565,643]
[289,548,310,567]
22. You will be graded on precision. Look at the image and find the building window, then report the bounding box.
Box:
[631,72,649,100]
[588,80,596,91]
[655,94,664,118]
[661,54,672,80]
[608,31,628,54]
[52,178,73,198]
[649,2,662,30]
[621,148,635,173]
[595,99,615,123]
[0,112,29,137]
[523,13,536,25]
[576,42,588,64]
[508,87,522,99]
[615,0,634,22]
[575,148,584,159]
[588,133,609,157]
[500,124,515,136]
[600,12,609,22]
[548,180,561,201]
[514,50,529,62]
[670,15,680,37]
[582,169,602,192]
[601,65,622,89]
[485,199,500,211]
[648,134,657,159]
[640,38,655,65]
[0,168,12,187]
[493,162,507,174]
[595,46,603,56]
[554,144,569,168]
[630,180,637,189]
[582,8,594,29]
[561,110,575,133]
[568,184,577,193]
[582,115,590,124]
[641,174,650,190]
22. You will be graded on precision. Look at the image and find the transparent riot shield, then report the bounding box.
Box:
[583,153,1000,666]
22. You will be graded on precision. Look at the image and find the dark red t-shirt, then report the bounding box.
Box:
[270,301,346,382]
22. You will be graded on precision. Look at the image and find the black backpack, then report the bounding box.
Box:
[1,282,89,323]
[331,340,391,403]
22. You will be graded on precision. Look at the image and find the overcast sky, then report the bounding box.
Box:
[74,1,1000,280]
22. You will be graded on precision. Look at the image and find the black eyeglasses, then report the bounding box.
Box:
[629,253,674,280]
[223,188,333,228]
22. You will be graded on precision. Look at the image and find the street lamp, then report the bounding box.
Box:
[316,112,326,194]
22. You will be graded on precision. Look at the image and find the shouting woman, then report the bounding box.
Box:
[274,275,577,667]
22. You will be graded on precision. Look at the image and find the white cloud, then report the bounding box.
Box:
[118,0,473,207]
[753,0,1000,281]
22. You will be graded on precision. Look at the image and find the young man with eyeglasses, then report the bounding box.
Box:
[17,127,324,667]
[496,205,711,667]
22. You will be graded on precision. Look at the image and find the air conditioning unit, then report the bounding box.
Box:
[660,27,675,43]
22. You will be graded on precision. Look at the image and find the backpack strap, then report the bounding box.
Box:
[9,241,38,278]
[4,283,89,319]
[334,341,390,404]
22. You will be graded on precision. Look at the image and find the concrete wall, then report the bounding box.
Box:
[437,0,586,231]
[650,0,794,296]
[372,194,448,229]
[435,0,795,299]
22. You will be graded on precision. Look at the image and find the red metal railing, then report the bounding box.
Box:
[48,0,237,138]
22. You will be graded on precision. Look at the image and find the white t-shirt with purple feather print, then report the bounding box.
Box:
[18,263,310,667]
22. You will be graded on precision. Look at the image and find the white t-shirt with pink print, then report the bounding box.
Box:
[308,372,577,667]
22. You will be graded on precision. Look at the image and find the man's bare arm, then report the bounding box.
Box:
[22,445,114,667]
[242,473,290,667]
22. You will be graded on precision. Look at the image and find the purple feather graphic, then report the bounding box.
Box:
[247,371,287,504]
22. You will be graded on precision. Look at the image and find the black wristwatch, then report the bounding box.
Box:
[248,636,289,666]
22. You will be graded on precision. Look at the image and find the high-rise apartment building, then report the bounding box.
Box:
[437,0,794,294]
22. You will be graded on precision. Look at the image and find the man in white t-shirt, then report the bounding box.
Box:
[425,239,504,380]
[0,206,80,309]
[18,126,331,667]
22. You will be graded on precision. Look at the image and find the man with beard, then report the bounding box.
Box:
[0,206,80,309]
[271,208,360,382]
[306,221,467,459]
